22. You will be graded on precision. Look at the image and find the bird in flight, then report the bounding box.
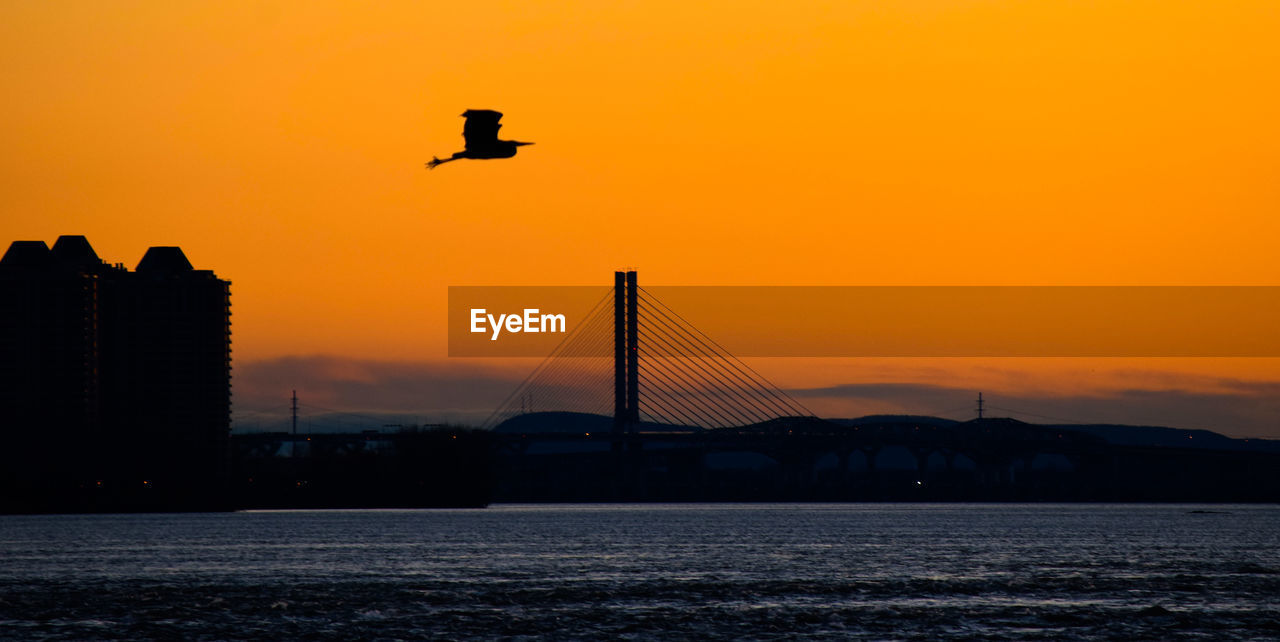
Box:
[426,109,534,170]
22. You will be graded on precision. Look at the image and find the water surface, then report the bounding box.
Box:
[2,504,1278,639]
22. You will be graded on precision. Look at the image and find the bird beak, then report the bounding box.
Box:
[515,141,534,146]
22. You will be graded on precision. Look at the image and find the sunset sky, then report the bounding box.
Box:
[2,1,1278,435]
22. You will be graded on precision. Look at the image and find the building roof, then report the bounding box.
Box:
[136,247,194,274]
[50,235,102,269]
[0,240,53,269]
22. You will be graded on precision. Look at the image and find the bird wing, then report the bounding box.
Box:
[462,109,503,150]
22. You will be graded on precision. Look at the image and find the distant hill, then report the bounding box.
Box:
[493,412,1280,455]
[492,411,699,434]
[1044,424,1280,453]
[830,415,962,428]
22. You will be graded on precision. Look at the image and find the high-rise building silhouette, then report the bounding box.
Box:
[0,235,231,512]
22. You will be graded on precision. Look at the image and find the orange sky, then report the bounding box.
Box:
[3,1,1279,432]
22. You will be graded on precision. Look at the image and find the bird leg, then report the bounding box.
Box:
[426,152,464,170]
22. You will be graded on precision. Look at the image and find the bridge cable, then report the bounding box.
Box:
[636,295,799,418]
[636,324,764,426]
[636,340,745,428]
[637,298,796,421]
[639,287,812,417]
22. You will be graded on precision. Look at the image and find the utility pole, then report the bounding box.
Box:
[291,390,298,436]
[976,392,984,420]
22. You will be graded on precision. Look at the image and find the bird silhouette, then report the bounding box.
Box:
[426,109,533,169]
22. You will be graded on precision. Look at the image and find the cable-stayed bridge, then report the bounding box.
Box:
[474,272,1280,502]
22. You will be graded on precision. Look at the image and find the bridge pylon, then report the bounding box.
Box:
[614,270,640,434]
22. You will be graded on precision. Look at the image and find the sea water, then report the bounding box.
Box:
[1,504,1278,640]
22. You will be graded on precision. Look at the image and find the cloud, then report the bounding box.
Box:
[232,355,1280,439]
[233,356,529,430]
